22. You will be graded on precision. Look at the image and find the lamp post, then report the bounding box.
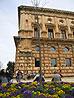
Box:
[31,0,42,86]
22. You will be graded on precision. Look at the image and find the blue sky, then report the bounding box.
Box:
[0,0,74,69]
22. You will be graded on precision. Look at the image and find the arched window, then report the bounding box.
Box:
[48,18,52,23]
[59,20,63,24]
[64,47,69,52]
[35,47,39,51]
[50,47,55,52]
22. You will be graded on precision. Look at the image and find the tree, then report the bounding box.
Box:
[6,61,15,73]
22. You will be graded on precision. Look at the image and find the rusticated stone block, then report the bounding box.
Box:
[64,70,68,73]
[50,67,55,70]
[65,67,70,69]
[67,70,73,72]
[33,67,40,71]
[54,67,59,70]
[70,67,74,69]
[44,74,50,78]
[62,70,65,73]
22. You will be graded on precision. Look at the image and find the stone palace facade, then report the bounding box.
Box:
[14,5,74,77]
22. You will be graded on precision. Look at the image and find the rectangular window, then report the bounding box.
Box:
[65,58,71,67]
[73,32,74,36]
[51,59,56,67]
[61,30,66,39]
[35,58,40,67]
[34,28,38,38]
[48,29,53,39]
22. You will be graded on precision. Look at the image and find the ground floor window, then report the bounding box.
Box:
[35,58,40,67]
[51,59,56,67]
[65,58,71,67]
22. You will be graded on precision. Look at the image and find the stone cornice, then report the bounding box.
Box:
[18,30,33,33]
[18,5,74,16]
[14,36,32,46]
[32,37,74,43]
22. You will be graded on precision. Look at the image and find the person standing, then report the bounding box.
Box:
[58,70,63,77]
[23,71,28,80]
[16,69,21,82]
[6,70,10,82]
[51,71,62,82]
[1,72,8,83]
[9,71,13,83]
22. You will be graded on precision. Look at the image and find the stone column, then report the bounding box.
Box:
[66,18,71,39]
[42,15,46,32]
[54,17,59,33]
[66,18,71,33]
[54,17,60,38]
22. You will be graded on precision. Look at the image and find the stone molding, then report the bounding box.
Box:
[41,31,47,33]
[31,22,43,28]
[18,29,33,33]
[58,24,68,30]
[18,5,74,16]
[70,25,74,30]
[45,23,56,28]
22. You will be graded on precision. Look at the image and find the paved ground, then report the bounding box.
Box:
[13,77,74,83]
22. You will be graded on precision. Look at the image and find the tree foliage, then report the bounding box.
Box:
[6,61,15,72]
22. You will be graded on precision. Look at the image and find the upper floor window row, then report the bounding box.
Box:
[34,28,67,39]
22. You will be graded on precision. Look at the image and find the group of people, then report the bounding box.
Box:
[0,69,13,83]
[16,70,36,82]
[16,69,23,82]
[16,69,63,82]
[33,70,63,82]
[0,68,63,83]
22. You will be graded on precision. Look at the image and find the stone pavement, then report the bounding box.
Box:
[13,77,74,83]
